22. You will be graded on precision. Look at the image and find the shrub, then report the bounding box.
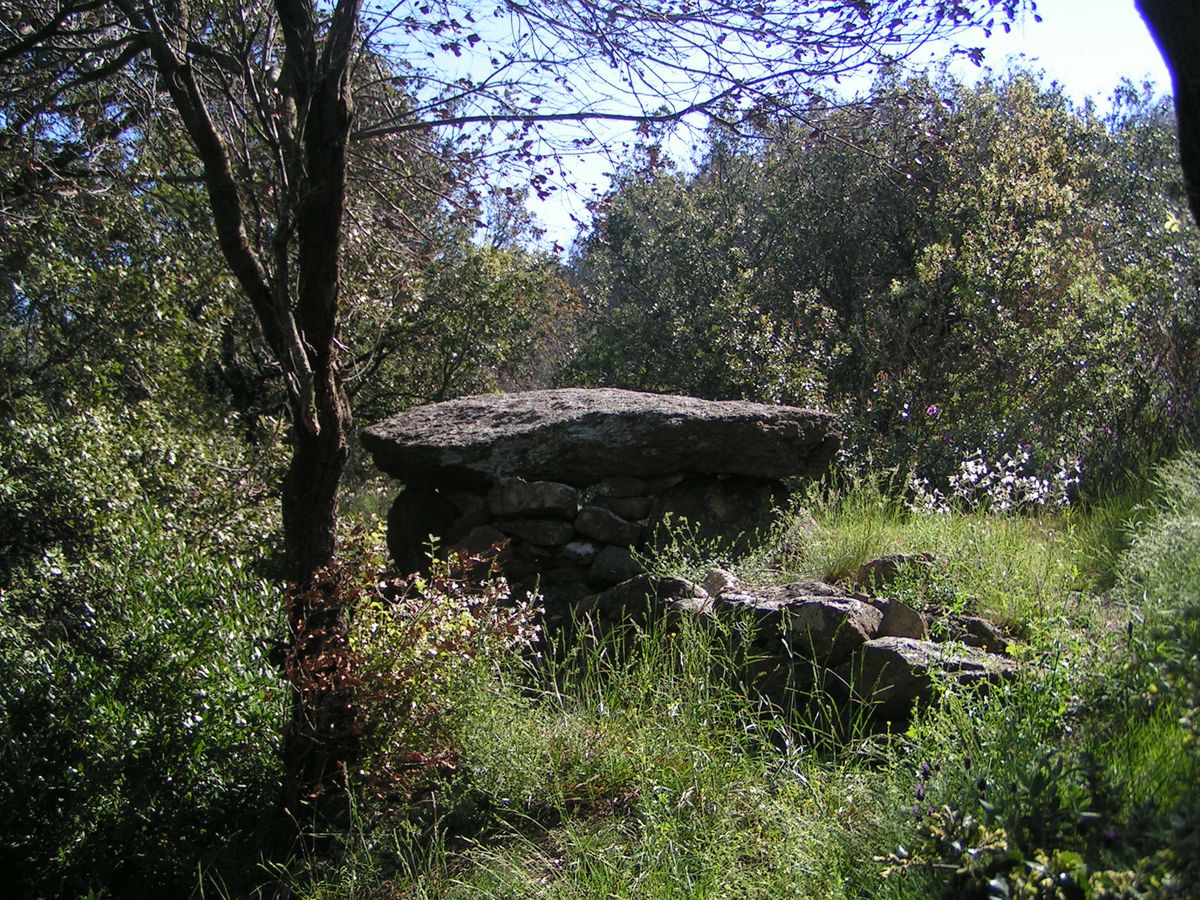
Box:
[0,511,287,897]
[348,538,542,817]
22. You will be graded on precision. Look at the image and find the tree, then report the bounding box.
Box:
[1138,0,1200,229]
[569,71,1199,492]
[0,0,1032,830]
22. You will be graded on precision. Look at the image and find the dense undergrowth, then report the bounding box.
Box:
[5,452,1198,897]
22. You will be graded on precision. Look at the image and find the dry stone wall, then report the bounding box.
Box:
[386,471,786,605]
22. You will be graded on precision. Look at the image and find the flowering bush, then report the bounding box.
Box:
[910,447,1081,513]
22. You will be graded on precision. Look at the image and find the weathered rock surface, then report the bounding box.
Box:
[488,478,579,520]
[715,590,884,667]
[703,567,740,597]
[595,475,651,498]
[853,552,935,590]
[870,597,930,640]
[838,636,1018,721]
[496,517,576,547]
[575,575,704,622]
[648,475,789,550]
[589,545,642,586]
[595,495,653,520]
[575,506,642,546]
[362,388,839,487]
[555,540,601,567]
[947,614,1010,655]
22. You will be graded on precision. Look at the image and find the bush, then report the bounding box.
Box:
[348,539,542,818]
[0,512,287,897]
[880,452,1200,897]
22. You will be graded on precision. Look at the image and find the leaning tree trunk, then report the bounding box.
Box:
[1139,0,1200,230]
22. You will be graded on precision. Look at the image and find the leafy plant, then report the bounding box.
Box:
[349,538,542,817]
[0,512,286,897]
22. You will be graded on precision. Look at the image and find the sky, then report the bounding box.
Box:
[524,0,1174,248]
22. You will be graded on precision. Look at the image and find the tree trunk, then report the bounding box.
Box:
[1138,0,1200,229]
[270,0,361,840]
[279,366,355,837]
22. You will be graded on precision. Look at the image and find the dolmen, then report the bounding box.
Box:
[361,387,839,597]
[363,388,1017,722]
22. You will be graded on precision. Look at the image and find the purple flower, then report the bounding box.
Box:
[926,404,939,417]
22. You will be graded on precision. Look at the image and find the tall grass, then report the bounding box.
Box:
[8,458,1196,897]
[302,461,1198,898]
[762,474,1083,634]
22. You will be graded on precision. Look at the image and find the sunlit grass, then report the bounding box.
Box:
[250,458,1200,898]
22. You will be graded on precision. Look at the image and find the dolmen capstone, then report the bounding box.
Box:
[361,387,839,598]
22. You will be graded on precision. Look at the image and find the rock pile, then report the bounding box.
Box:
[362,388,840,593]
[573,562,1017,722]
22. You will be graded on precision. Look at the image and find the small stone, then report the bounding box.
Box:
[577,575,704,620]
[444,490,487,517]
[595,495,653,520]
[594,475,649,498]
[713,589,882,668]
[503,559,543,580]
[538,581,593,612]
[575,506,642,546]
[872,597,929,640]
[513,542,552,561]
[556,540,601,566]
[496,518,576,546]
[539,567,589,584]
[840,637,1017,721]
[589,545,643,586]
[446,525,512,576]
[488,477,580,520]
[853,553,934,591]
[780,596,884,667]
[780,580,845,598]
[703,567,740,597]
[643,473,687,493]
[950,615,1009,655]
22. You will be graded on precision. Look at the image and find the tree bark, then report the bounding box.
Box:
[273,0,362,839]
[1138,0,1200,229]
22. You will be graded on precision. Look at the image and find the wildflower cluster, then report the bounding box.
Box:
[910,448,1081,513]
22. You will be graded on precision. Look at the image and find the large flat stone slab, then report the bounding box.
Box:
[362,388,839,487]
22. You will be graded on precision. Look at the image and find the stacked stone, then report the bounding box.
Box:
[365,387,840,602]
[434,473,690,598]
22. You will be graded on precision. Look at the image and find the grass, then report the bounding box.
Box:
[751,475,1089,635]
[291,462,1196,899]
[7,459,1198,897]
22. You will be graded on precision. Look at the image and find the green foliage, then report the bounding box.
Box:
[634,512,738,583]
[566,162,829,405]
[568,71,1200,496]
[0,512,287,897]
[878,453,1200,898]
[766,474,1079,631]
[0,396,282,585]
[349,541,542,815]
[350,242,580,422]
